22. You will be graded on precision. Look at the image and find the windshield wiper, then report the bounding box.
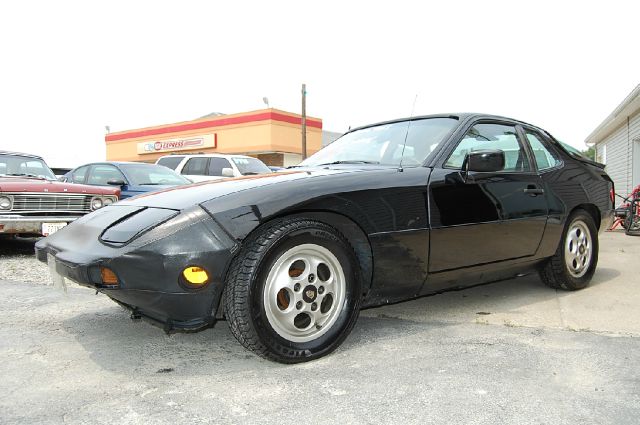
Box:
[138,182,162,185]
[4,173,46,179]
[315,160,380,166]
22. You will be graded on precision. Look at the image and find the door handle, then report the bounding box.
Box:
[524,186,544,196]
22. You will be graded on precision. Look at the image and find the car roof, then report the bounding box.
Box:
[73,161,158,167]
[156,153,251,159]
[345,113,547,134]
[0,150,43,160]
[68,161,163,172]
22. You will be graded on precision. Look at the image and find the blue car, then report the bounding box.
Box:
[64,162,191,199]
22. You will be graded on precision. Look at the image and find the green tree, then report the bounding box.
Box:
[582,146,595,160]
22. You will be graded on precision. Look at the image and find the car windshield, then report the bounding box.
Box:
[0,154,57,180]
[119,163,191,185]
[298,117,459,167]
[232,157,272,175]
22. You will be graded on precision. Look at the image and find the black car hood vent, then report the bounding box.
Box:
[100,207,179,244]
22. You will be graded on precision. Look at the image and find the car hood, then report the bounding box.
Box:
[117,167,387,210]
[0,176,120,196]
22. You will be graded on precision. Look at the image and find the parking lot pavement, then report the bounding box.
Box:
[1,231,639,424]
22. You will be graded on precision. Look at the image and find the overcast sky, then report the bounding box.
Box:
[1,0,638,167]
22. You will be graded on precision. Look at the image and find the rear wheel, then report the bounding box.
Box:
[540,210,598,290]
[224,218,361,363]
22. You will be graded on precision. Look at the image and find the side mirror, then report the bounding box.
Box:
[107,179,126,186]
[57,176,67,182]
[463,150,505,173]
[221,168,235,178]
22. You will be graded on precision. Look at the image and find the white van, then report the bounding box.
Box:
[155,154,272,183]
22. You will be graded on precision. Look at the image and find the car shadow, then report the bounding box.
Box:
[0,236,39,257]
[356,267,621,330]
[61,266,620,371]
[62,306,279,374]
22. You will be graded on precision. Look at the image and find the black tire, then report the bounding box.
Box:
[540,210,598,290]
[223,218,361,363]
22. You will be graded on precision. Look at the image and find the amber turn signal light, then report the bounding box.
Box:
[182,266,209,286]
[100,267,119,286]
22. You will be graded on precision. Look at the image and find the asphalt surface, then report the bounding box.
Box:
[0,232,639,424]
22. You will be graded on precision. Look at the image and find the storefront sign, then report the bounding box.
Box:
[137,134,217,154]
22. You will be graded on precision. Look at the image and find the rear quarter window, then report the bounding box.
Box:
[525,131,562,171]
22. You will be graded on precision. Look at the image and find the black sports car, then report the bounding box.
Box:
[36,113,615,363]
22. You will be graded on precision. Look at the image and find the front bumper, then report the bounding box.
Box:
[0,215,80,235]
[35,205,238,332]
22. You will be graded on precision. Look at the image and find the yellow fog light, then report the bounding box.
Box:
[182,266,209,286]
[100,267,119,286]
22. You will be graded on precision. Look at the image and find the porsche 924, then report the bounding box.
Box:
[35,113,615,363]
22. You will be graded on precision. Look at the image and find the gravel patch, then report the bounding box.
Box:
[0,237,52,285]
[0,255,52,284]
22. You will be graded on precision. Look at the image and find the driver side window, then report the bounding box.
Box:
[445,123,530,172]
[71,165,89,183]
[87,165,126,186]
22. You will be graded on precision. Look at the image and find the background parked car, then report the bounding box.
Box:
[50,167,71,180]
[0,151,119,237]
[156,154,272,182]
[63,162,191,199]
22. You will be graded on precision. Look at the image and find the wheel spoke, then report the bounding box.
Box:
[307,256,321,276]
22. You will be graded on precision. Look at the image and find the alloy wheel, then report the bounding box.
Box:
[263,243,346,343]
[564,219,592,278]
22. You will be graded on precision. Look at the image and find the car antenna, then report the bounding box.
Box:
[398,94,418,172]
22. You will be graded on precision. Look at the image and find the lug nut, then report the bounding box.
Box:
[318,286,324,294]
[294,283,301,291]
[308,273,315,283]
[296,301,303,310]
[311,302,317,311]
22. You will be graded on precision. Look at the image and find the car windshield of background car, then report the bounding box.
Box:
[232,157,272,175]
[120,164,191,185]
[0,155,57,180]
[298,118,458,167]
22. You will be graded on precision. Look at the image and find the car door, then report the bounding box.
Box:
[428,121,548,273]
[179,157,210,182]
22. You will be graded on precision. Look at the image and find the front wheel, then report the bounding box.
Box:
[540,210,598,290]
[223,218,361,363]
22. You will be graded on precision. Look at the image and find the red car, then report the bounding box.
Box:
[0,151,120,237]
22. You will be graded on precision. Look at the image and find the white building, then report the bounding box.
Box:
[586,84,640,201]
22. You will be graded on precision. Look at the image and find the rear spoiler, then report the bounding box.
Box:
[573,155,606,170]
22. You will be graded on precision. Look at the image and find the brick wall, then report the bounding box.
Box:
[257,153,284,166]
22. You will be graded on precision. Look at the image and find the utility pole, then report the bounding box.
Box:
[301,83,307,159]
